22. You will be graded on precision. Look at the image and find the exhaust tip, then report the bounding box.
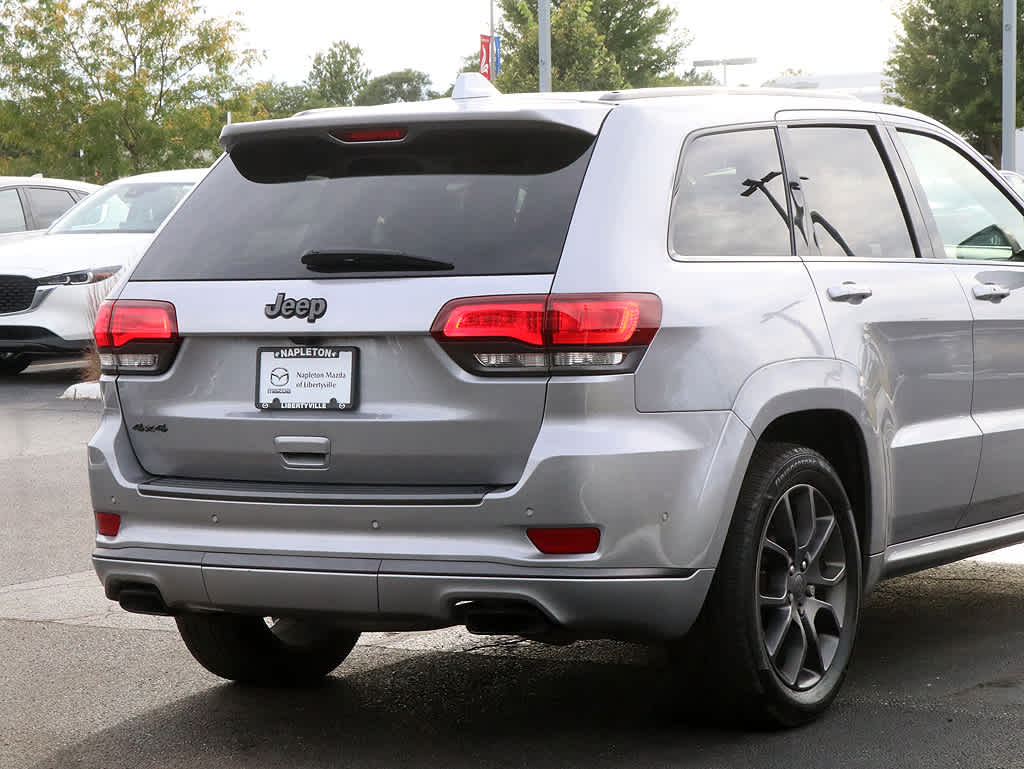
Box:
[115,584,171,616]
[455,599,554,637]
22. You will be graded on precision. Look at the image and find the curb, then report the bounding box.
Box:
[59,381,101,401]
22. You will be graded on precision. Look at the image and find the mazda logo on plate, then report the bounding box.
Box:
[269,367,289,386]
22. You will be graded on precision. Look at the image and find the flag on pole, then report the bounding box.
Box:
[479,34,492,81]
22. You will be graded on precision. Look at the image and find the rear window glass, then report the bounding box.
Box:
[132,124,596,280]
[670,128,793,257]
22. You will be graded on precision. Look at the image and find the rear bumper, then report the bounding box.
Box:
[89,375,750,640]
[93,548,714,639]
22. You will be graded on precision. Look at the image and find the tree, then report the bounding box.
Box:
[306,41,369,107]
[497,0,624,92]
[761,68,810,87]
[495,0,698,92]
[240,80,320,120]
[886,0,1024,160]
[355,69,437,106]
[0,0,255,181]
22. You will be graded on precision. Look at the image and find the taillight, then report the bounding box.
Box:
[93,299,180,375]
[431,293,661,375]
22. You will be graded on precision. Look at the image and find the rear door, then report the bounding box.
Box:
[780,118,980,543]
[890,125,1024,527]
[24,186,76,229]
[115,117,604,487]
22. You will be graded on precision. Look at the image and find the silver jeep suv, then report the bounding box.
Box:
[88,75,1024,726]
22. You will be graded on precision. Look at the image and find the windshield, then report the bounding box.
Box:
[50,181,194,234]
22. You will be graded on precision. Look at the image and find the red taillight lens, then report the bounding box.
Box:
[548,294,660,346]
[333,127,408,142]
[431,293,661,375]
[95,512,121,537]
[93,301,114,348]
[93,299,179,375]
[433,296,546,346]
[527,527,600,554]
[109,301,178,347]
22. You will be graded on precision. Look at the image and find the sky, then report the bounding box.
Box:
[200,0,903,91]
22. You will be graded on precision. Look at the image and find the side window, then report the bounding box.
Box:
[785,126,916,258]
[26,187,76,228]
[0,188,27,233]
[899,131,1024,261]
[670,128,792,257]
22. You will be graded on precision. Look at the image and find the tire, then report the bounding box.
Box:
[0,353,31,375]
[680,442,862,728]
[175,613,360,685]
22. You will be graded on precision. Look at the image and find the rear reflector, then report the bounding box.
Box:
[95,512,121,537]
[432,293,661,376]
[93,300,180,375]
[333,127,408,143]
[527,527,601,554]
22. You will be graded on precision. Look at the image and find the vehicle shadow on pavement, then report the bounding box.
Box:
[27,561,1024,769]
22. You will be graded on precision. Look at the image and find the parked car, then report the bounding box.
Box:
[88,75,1024,726]
[0,175,98,236]
[0,168,206,374]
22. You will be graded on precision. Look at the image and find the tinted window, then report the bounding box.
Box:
[670,129,792,257]
[0,188,26,233]
[26,187,75,228]
[786,126,915,258]
[900,131,1024,261]
[133,124,595,280]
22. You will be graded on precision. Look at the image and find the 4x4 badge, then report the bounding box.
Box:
[264,293,328,323]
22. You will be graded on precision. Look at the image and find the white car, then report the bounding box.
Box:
[0,169,206,374]
[0,175,99,236]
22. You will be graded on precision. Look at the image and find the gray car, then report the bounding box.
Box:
[88,74,1024,726]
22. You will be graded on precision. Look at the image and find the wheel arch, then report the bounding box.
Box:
[694,359,885,580]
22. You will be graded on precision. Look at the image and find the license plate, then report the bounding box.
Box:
[255,346,357,410]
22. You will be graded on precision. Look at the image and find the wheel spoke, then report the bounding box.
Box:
[807,557,846,587]
[807,513,837,565]
[782,493,799,555]
[774,613,807,687]
[763,604,793,656]
[760,591,789,607]
[762,537,790,562]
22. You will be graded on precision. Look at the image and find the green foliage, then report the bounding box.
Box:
[887,0,1024,160]
[494,0,692,92]
[497,0,623,92]
[0,0,254,181]
[355,69,437,106]
[307,41,370,107]
[241,80,321,120]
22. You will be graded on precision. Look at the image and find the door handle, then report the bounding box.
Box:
[973,282,1012,301]
[827,282,873,302]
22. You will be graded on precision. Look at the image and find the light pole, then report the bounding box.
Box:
[538,0,551,92]
[692,57,758,87]
[489,0,495,83]
[1002,0,1016,170]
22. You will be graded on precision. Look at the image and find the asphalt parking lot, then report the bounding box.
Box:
[6,360,1024,769]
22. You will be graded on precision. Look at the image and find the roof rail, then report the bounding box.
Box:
[452,73,501,100]
[599,86,859,102]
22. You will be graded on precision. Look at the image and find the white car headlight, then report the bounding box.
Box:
[37,266,122,286]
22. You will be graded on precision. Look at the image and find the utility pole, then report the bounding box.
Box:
[1003,0,1016,170]
[538,0,552,92]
